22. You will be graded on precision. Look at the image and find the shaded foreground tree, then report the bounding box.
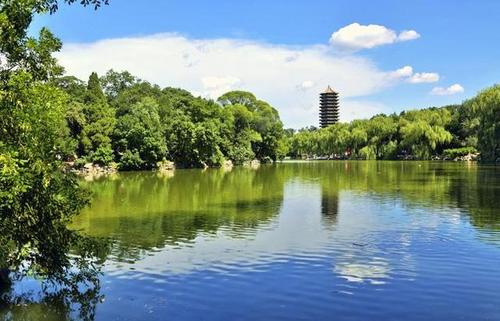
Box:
[0,0,108,295]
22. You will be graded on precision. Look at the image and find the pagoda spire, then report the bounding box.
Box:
[319,86,340,128]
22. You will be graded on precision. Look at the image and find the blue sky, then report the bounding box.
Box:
[33,0,500,128]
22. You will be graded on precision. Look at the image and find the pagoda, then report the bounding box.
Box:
[319,86,339,128]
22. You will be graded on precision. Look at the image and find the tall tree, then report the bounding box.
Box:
[80,72,116,164]
[100,69,138,100]
[114,97,167,170]
[469,85,500,162]
[218,91,286,162]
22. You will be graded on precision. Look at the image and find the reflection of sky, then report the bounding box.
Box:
[6,167,500,321]
[335,258,390,284]
[105,182,327,276]
[100,180,470,286]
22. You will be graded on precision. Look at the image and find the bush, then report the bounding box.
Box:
[228,144,255,165]
[90,146,114,166]
[381,141,398,160]
[358,145,376,160]
[119,149,144,171]
[443,147,477,159]
[73,157,89,168]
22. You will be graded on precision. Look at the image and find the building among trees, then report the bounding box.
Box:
[319,86,340,128]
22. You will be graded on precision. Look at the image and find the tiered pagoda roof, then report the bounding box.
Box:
[319,86,339,128]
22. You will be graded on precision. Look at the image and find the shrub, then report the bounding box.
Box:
[119,149,144,171]
[443,147,477,159]
[90,146,114,166]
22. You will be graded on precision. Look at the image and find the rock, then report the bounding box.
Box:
[223,160,233,169]
[157,160,175,172]
[73,162,118,180]
[243,159,260,169]
[454,153,479,162]
[261,156,274,164]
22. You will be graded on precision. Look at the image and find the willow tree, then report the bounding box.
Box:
[322,123,350,156]
[468,85,500,162]
[400,120,452,159]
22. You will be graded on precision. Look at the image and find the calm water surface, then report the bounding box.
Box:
[3,161,500,320]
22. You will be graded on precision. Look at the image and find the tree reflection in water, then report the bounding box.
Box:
[321,192,339,228]
[74,161,500,264]
[2,161,498,320]
[73,166,287,262]
[0,284,102,321]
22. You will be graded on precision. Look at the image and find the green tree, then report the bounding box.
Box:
[365,115,398,158]
[218,90,258,108]
[446,104,478,149]
[164,114,198,167]
[0,0,107,289]
[225,103,260,164]
[114,97,167,170]
[81,72,116,164]
[400,120,452,159]
[164,114,225,168]
[193,121,225,167]
[348,124,368,158]
[218,91,285,163]
[100,69,139,100]
[252,100,284,161]
[468,85,500,162]
[320,123,350,156]
[53,75,87,102]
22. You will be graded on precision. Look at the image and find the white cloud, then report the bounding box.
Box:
[341,100,394,122]
[408,72,440,83]
[299,80,315,90]
[330,23,397,50]
[431,84,464,96]
[388,65,440,85]
[57,33,426,128]
[329,23,420,51]
[397,30,421,41]
[201,76,241,99]
[392,65,414,78]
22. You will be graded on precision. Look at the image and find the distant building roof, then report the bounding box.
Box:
[322,85,338,94]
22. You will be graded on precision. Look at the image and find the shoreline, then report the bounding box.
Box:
[72,158,500,180]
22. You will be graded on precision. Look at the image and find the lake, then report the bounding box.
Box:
[3,161,500,320]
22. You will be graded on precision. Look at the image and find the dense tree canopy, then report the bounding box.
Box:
[57,73,287,169]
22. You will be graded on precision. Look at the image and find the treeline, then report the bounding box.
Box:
[285,85,500,162]
[56,72,500,167]
[54,71,286,170]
